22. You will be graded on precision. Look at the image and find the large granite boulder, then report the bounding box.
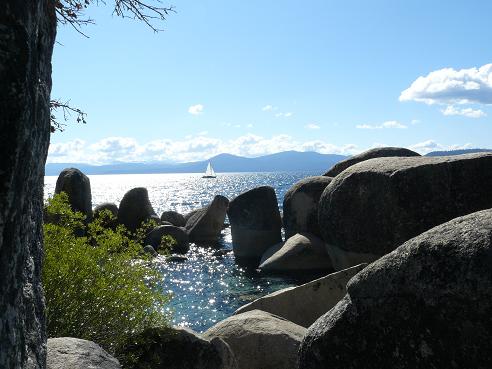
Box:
[203,310,306,369]
[299,209,492,369]
[236,264,366,327]
[227,186,282,261]
[117,187,157,232]
[319,153,492,270]
[144,225,190,254]
[283,176,333,239]
[119,326,237,369]
[259,233,332,273]
[93,202,119,228]
[323,147,420,177]
[161,210,186,227]
[55,168,92,220]
[47,337,120,369]
[185,195,229,243]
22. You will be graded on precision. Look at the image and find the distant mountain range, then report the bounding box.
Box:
[45,151,347,176]
[45,148,492,176]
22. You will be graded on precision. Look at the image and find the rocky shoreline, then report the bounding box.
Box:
[47,148,492,369]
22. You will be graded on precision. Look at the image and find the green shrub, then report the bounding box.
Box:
[43,193,170,356]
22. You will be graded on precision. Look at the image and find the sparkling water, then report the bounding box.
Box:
[44,171,320,332]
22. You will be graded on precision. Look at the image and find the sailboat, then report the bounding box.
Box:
[202,161,217,178]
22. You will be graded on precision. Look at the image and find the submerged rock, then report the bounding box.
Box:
[282,176,333,239]
[259,233,332,273]
[117,187,157,232]
[55,168,92,221]
[299,209,492,369]
[203,310,306,369]
[323,146,420,177]
[236,264,367,327]
[319,152,492,269]
[119,326,237,369]
[47,337,120,369]
[186,195,229,243]
[227,186,282,262]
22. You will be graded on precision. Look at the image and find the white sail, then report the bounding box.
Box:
[203,162,216,177]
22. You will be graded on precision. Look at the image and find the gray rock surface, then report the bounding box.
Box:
[323,146,420,177]
[236,264,366,327]
[186,195,229,243]
[145,225,190,254]
[161,210,186,227]
[227,186,282,261]
[55,168,92,221]
[119,326,237,369]
[203,310,306,369]
[299,209,492,369]
[319,153,492,269]
[117,187,157,232]
[47,337,121,369]
[259,233,332,273]
[282,176,333,239]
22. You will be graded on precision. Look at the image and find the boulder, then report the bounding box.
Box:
[227,186,282,261]
[259,233,332,273]
[47,337,120,369]
[185,195,229,243]
[93,202,119,228]
[143,245,158,257]
[299,209,492,369]
[184,208,201,223]
[323,146,420,177]
[119,326,237,369]
[203,310,306,369]
[117,187,157,232]
[144,225,189,254]
[54,168,92,220]
[282,176,333,239]
[319,153,492,270]
[161,210,186,227]
[236,263,366,327]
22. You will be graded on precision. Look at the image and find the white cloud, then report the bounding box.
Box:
[246,124,254,128]
[356,120,408,129]
[284,112,293,118]
[306,123,320,130]
[441,105,486,118]
[411,119,421,125]
[409,140,474,155]
[400,63,492,105]
[262,105,275,111]
[188,104,204,115]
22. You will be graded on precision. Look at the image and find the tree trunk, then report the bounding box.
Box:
[0,1,56,368]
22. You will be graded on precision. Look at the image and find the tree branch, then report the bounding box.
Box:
[50,99,87,132]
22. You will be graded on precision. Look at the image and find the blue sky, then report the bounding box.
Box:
[49,0,492,164]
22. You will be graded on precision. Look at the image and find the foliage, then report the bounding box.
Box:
[43,192,170,355]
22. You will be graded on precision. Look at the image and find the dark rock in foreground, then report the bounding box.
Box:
[319,153,492,269]
[145,225,189,254]
[186,195,229,243]
[117,187,157,232]
[119,326,237,369]
[323,147,420,177]
[299,209,492,369]
[93,202,119,228]
[227,186,282,261]
[161,210,186,227]
[55,168,92,220]
[282,176,332,239]
[47,337,120,369]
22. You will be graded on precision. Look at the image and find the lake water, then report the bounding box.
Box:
[44,171,320,332]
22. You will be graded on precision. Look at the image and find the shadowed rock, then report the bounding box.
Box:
[203,310,306,369]
[323,147,420,177]
[145,225,189,254]
[227,186,282,261]
[47,337,120,369]
[93,202,119,228]
[161,210,186,227]
[55,168,92,221]
[299,209,492,369]
[185,195,229,243]
[319,153,492,269]
[117,187,157,232]
[283,176,333,239]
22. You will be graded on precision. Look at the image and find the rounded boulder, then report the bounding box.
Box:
[117,187,157,232]
[55,168,92,220]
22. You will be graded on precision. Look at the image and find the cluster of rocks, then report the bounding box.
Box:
[53,168,230,258]
[50,149,492,368]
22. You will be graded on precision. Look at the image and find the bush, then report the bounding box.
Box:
[43,192,170,356]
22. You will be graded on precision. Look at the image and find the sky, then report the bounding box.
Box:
[49,0,492,164]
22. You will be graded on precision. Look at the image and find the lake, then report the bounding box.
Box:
[44,171,320,332]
